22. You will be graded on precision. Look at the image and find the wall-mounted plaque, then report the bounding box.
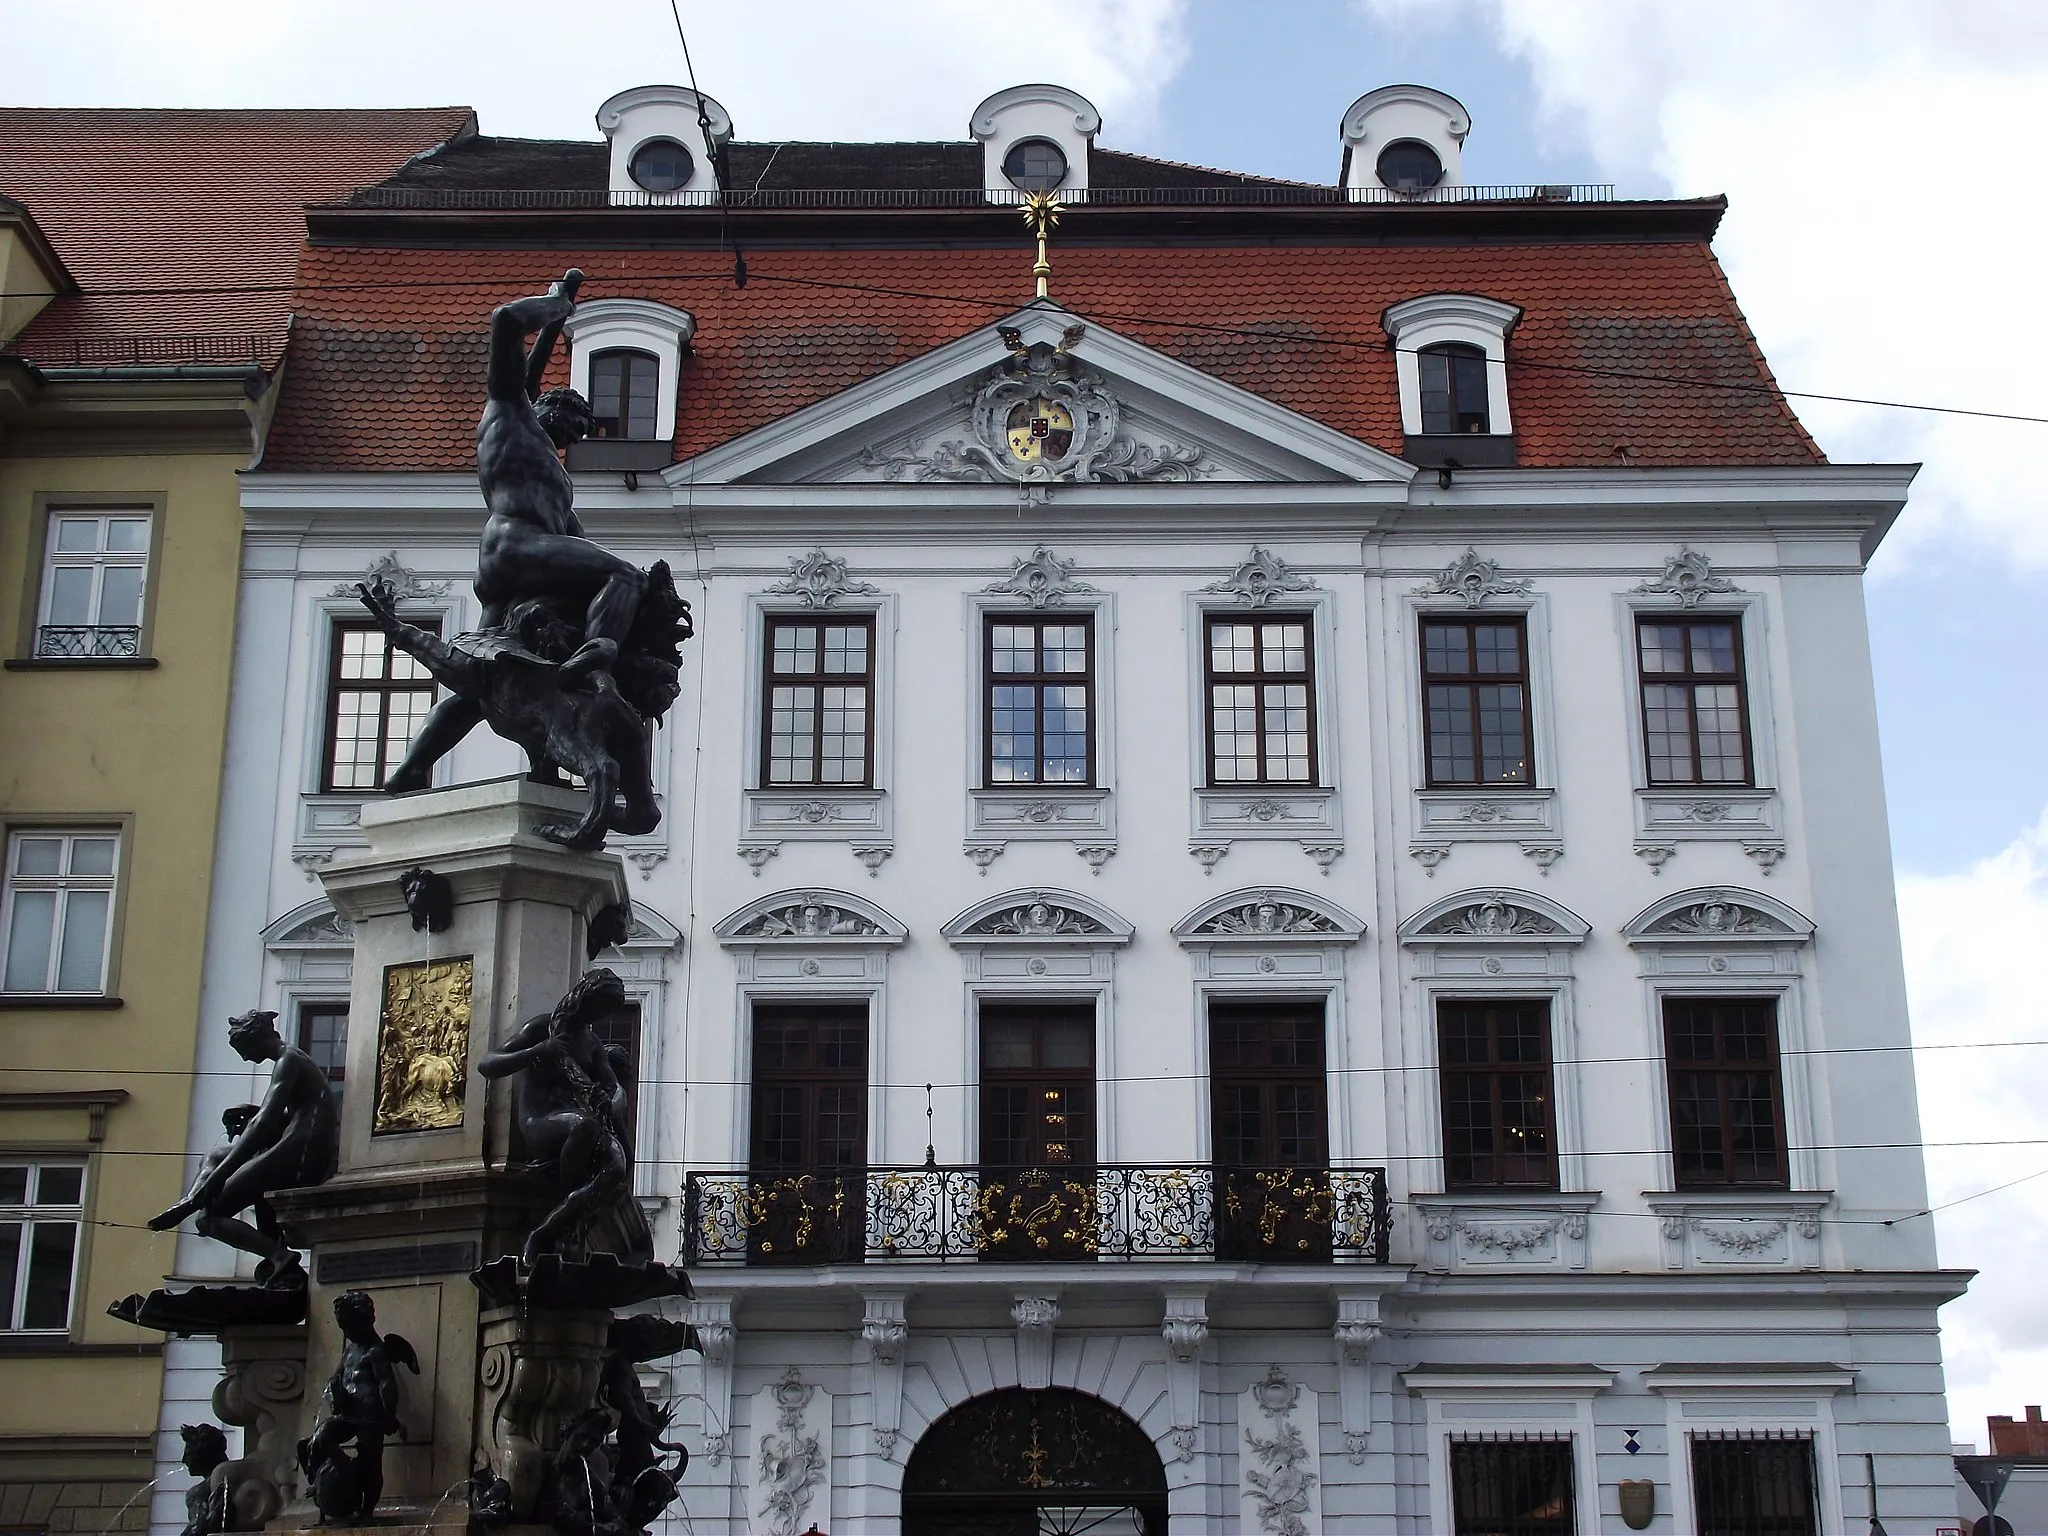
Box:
[373,956,474,1134]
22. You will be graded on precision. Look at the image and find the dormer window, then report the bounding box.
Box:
[970,84,1100,204]
[590,348,660,440]
[1419,343,1489,434]
[1002,138,1068,193]
[1376,139,1445,196]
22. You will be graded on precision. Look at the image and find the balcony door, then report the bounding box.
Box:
[748,1003,868,1263]
[1209,998,1332,1261]
[979,1004,1096,1261]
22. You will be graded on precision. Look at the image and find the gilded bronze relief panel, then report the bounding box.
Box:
[374,956,474,1134]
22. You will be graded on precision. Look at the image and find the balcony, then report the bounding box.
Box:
[34,625,140,660]
[682,1163,1391,1267]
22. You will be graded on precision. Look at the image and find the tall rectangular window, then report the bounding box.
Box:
[1664,997,1788,1188]
[1437,999,1559,1189]
[980,1004,1096,1261]
[0,1161,84,1332]
[761,616,873,787]
[590,348,660,440]
[1637,616,1752,784]
[748,1003,867,1262]
[1690,1434,1817,1536]
[323,620,440,792]
[1422,616,1532,785]
[590,999,643,1150]
[1,830,119,996]
[1210,999,1330,1261]
[1205,615,1315,785]
[986,615,1093,785]
[1449,1437,1576,1535]
[297,1002,349,1108]
[35,510,150,659]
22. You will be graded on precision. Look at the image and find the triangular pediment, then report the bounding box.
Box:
[675,302,1417,487]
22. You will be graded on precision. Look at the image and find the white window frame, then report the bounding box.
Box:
[1,827,122,997]
[1402,1367,1613,1536]
[0,1158,87,1333]
[1649,1367,1851,1536]
[564,299,696,444]
[1383,293,1521,437]
[34,506,155,661]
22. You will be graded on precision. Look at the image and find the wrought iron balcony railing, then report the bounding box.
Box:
[34,625,141,660]
[683,1163,1391,1267]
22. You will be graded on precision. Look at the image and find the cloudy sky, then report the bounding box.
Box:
[13,0,2048,1451]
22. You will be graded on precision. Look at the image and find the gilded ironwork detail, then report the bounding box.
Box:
[373,957,473,1134]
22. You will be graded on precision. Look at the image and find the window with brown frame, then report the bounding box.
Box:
[985,615,1093,785]
[760,616,874,788]
[1664,997,1788,1188]
[1204,614,1316,785]
[748,1003,867,1263]
[589,348,660,440]
[1636,615,1753,785]
[297,1002,349,1108]
[980,1003,1096,1261]
[323,619,440,792]
[1210,999,1330,1260]
[1419,342,1491,435]
[590,999,642,1150]
[1422,615,1533,786]
[1437,999,1559,1189]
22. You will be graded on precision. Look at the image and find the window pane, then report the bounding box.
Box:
[97,564,144,627]
[0,1169,27,1205]
[822,626,867,675]
[1689,622,1739,674]
[1209,623,1256,673]
[1639,623,1687,674]
[21,1222,75,1329]
[1428,683,1476,783]
[990,625,1036,674]
[1043,685,1088,781]
[989,684,1038,782]
[55,891,109,991]
[1472,624,1520,674]
[1643,683,1696,783]
[53,519,99,554]
[1476,683,1528,782]
[68,838,117,877]
[34,1167,81,1206]
[771,624,818,676]
[1042,625,1088,673]
[983,1021,1033,1069]
[1042,1019,1091,1069]
[1450,348,1490,432]
[1418,349,1452,435]
[15,839,62,877]
[1261,623,1306,673]
[106,518,150,554]
[46,566,94,626]
[1694,684,1747,781]
[1424,623,1469,675]
[3,891,57,992]
[0,1223,18,1327]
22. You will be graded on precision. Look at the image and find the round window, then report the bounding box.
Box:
[1002,138,1068,193]
[629,137,695,194]
[1375,139,1445,195]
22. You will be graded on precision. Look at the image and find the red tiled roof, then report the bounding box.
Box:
[0,108,475,367]
[266,237,1823,472]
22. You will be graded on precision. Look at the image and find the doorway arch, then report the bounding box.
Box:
[901,1386,1168,1536]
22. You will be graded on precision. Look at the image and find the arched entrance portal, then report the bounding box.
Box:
[902,1387,1169,1536]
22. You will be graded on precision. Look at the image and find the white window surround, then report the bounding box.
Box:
[564,299,696,442]
[1399,887,1594,1198]
[943,887,1133,1162]
[964,588,1117,846]
[1400,1366,1613,1536]
[1645,1365,1851,1536]
[1172,886,1366,1165]
[1401,585,1561,851]
[1624,886,1822,1201]
[740,590,896,848]
[1184,586,1343,844]
[1614,586,1785,854]
[1382,293,1521,436]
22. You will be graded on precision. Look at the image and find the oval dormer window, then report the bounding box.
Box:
[629,138,695,194]
[1376,139,1445,196]
[1002,138,1068,193]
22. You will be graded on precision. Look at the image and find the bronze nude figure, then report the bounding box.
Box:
[296,1289,420,1524]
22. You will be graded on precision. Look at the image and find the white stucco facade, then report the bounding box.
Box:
[157,302,1964,1535]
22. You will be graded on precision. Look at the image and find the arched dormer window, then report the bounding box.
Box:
[1418,342,1490,435]
[590,348,660,440]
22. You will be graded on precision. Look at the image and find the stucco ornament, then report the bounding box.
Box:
[1203,547,1317,606]
[863,342,1209,483]
[736,895,885,939]
[1634,546,1742,607]
[984,545,1100,608]
[755,1368,827,1536]
[1413,547,1532,608]
[977,900,1104,937]
[1420,895,1559,937]
[1199,897,1339,936]
[328,552,451,602]
[1242,1366,1318,1536]
[766,548,881,609]
[1650,899,1785,936]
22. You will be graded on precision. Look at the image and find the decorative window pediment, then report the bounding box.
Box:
[767,548,881,609]
[262,900,356,950]
[1400,888,1589,945]
[714,889,906,946]
[1201,546,1316,608]
[1624,887,1812,945]
[942,888,1133,947]
[1173,887,1364,945]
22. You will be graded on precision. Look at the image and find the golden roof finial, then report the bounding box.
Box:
[1021,190,1062,300]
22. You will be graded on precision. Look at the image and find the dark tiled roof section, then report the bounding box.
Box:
[364,137,1314,196]
[0,107,475,366]
[263,240,1824,472]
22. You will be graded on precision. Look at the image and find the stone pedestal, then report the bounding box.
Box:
[214,1323,308,1528]
[476,1305,614,1513]
[269,778,629,1516]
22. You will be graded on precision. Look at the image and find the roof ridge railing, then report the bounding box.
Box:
[3,334,270,367]
[337,182,1616,212]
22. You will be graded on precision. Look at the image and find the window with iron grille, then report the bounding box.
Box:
[0,1161,84,1332]
[1419,342,1492,434]
[297,1001,349,1109]
[1,829,119,996]
[590,348,661,440]
[322,620,441,792]
[1664,997,1789,1188]
[1690,1432,1818,1536]
[986,615,1093,785]
[1637,616,1753,784]
[1204,615,1316,785]
[1438,999,1559,1189]
[761,616,874,787]
[1422,615,1533,785]
[1449,1435,1575,1535]
[35,509,150,660]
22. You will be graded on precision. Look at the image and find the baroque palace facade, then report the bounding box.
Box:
[158,82,1960,1534]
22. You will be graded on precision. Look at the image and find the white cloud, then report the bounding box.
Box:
[3,0,1189,144]
[1362,0,2048,570]
[1898,810,2048,1449]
